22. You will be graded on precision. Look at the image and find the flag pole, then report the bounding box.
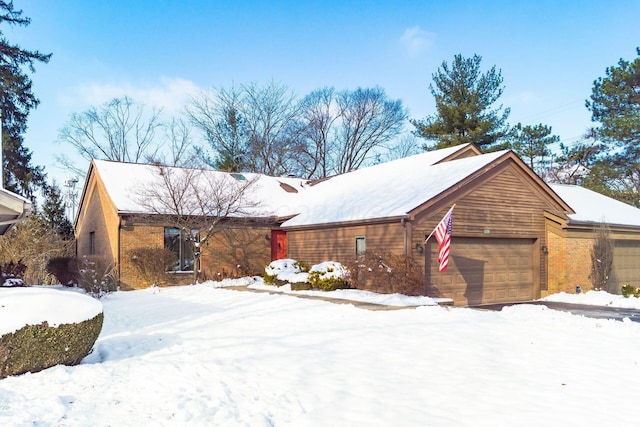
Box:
[424,204,455,244]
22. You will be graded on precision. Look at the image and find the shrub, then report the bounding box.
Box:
[78,256,117,298]
[0,312,103,379]
[127,247,176,287]
[263,259,308,286]
[46,257,80,287]
[621,283,640,298]
[308,261,350,291]
[0,260,27,287]
[590,223,614,292]
[348,252,425,295]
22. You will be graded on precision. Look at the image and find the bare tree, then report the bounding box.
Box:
[590,222,614,292]
[135,165,260,283]
[382,134,422,162]
[186,86,249,172]
[153,117,198,167]
[238,81,305,176]
[297,87,339,178]
[57,96,163,169]
[334,87,407,174]
[187,82,304,176]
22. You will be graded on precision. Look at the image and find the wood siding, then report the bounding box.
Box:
[411,162,563,300]
[612,240,640,290]
[287,222,406,267]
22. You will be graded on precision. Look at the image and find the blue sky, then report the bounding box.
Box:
[7,0,640,184]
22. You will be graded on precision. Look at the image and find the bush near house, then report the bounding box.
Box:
[621,283,640,298]
[46,257,80,287]
[349,252,424,295]
[308,261,351,291]
[127,247,177,287]
[264,259,309,286]
[0,260,27,287]
[46,256,117,297]
[263,259,350,291]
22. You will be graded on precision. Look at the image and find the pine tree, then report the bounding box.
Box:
[510,123,559,175]
[586,48,640,207]
[41,182,73,239]
[0,1,51,198]
[412,54,510,152]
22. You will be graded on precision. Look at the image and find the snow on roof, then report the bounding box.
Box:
[92,160,307,218]
[281,149,509,227]
[549,184,640,227]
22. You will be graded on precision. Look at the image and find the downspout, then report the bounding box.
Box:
[117,216,122,289]
[401,218,407,256]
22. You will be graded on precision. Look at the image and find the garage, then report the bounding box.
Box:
[612,240,640,289]
[427,237,536,306]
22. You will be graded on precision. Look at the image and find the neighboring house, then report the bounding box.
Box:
[75,144,640,305]
[546,184,640,294]
[0,187,32,235]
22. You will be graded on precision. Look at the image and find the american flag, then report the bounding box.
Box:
[434,207,454,272]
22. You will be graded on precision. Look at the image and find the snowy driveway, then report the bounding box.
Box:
[475,301,640,322]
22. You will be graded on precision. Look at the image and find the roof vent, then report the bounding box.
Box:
[279,182,298,193]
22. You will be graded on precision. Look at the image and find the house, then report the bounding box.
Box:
[75,145,640,305]
[280,145,573,305]
[0,186,32,235]
[74,160,306,290]
[546,184,640,294]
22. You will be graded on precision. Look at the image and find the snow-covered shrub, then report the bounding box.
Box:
[263,259,309,286]
[0,290,104,379]
[308,261,350,291]
[621,283,640,298]
[0,261,27,287]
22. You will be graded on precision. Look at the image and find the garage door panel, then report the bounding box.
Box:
[427,237,535,305]
[612,240,640,288]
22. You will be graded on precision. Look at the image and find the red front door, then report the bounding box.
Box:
[271,230,287,260]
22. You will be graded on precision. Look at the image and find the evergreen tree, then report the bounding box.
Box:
[586,48,640,207]
[412,54,510,152]
[0,1,51,198]
[510,123,559,175]
[41,182,74,239]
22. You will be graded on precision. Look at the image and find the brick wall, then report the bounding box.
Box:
[119,223,273,289]
[546,228,593,294]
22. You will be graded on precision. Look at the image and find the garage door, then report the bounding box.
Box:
[426,237,535,306]
[612,240,640,289]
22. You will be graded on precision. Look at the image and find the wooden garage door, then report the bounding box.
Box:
[427,237,535,306]
[612,240,640,288]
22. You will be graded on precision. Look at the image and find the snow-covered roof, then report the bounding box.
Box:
[549,184,640,227]
[281,150,509,227]
[92,160,307,218]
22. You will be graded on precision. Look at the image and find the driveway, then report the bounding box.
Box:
[474,300,640,322]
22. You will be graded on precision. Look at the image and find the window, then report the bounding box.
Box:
[89,231,96,255]
[164,227,198,272]
[355,236,366,259]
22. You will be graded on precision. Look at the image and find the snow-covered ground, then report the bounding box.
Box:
[1,280,640,426]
